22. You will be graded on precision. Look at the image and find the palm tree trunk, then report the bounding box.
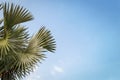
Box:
[1,72,7,80]
[1,72,10,80]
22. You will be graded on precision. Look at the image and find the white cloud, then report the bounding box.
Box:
[51,65,64,76]
[54,66,64,73]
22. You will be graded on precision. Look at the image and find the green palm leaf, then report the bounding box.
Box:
[0,4,2,10]
[0,25,29,59]
[35,27,56,52]
[3,3,33,30]
[0,19,3,25]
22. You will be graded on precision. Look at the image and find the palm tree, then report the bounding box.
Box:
[0,2,56,80]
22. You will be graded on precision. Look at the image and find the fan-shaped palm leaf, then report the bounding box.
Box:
[34,27,56,52]
[0,25,29,59]
[3,3,33,30]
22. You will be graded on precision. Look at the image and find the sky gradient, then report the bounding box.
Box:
[0,0,120,80]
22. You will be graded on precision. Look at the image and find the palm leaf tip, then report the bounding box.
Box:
[36,27,56,53]
[3,2,33,29]
[0,3,3,10]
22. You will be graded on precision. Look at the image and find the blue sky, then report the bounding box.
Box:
[1,0,120,80]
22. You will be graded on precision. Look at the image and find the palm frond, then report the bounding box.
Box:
[0,38,11,58]
[0,4,2,10]
[3,3,33,30]
[0,26,4,38]
[34,27,56,52]
[0,54,16,76]
[0,19,3,25]
[8,25,29,51]
[13,37,45,78]
[10,52,45,79]
[0,25,29,59]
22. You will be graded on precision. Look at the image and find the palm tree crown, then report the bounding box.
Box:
[0,2,56,80]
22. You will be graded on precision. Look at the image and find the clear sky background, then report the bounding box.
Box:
[0,0,120,80]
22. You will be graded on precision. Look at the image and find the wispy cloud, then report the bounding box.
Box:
[51,65,64,76]
[54,66,64,73]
